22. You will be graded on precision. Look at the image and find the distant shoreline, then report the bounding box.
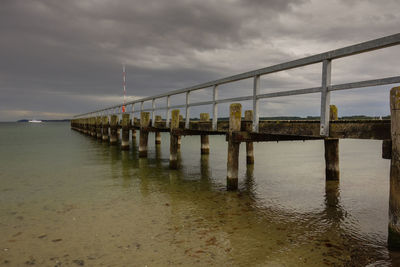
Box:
[16,119,71,122]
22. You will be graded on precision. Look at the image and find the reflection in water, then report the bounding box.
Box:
[200,154,210,180]
[324,180,344,223]
[244,164,255,195]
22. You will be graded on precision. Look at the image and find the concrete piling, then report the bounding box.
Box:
[324,105,339,180]
[155,115,162,145]
[121,113,130,150]
[245,110,254,164]
[102,116,109,141]
[199,113,210,154]
[139,112,150,157]
[170,110,180,169]
[110,115,118,145]
[388,86,400,250]
[227,103,242,190]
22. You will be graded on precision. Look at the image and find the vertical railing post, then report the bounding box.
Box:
[185,91,190,129]
[212,85,218,131]
[320,59,332,136]
[151,98,156,127]
[131,103,134,122]
[253,75,260,132]
[166,95,171,128]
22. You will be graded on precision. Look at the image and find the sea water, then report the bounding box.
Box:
[0,122,399,266]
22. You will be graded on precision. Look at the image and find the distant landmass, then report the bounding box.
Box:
[17,119,70,122]
[17,116,390,123]
[196,115,390,121]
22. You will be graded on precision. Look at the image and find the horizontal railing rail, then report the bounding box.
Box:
[74,33,400,136]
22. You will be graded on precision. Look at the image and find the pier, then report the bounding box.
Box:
[71,34,400,249]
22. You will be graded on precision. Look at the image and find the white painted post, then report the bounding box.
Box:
[320,59,332,136]
[152,98,155,127]
[253,75,260,132]
[131,104,134,121]
[185,91,190,129]
[166,95,170,128]
[212,85,218,131]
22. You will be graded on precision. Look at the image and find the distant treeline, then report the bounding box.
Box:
[193,115,390,121]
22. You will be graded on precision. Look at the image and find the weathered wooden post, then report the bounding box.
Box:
[132,118,137,139]
[227,103,242,190]
[245,110,254,164]
[110,115,118,145]
[88,118,92,136]
[87,118,91,136]
[389,86,400,249]
[155,115,162,145]
[117,118,121,140]
[96,116,102,139]
[85,118,89,135]
[102,116,109,141]
[121,113,130,150]
[324,105,339,180]
[91,117,97,137]
[139,112,150,157]
[83,118,87,135]
[199,113,210,154]
[170,110,180,169]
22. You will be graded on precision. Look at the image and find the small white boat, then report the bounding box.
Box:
[28,119,43,123]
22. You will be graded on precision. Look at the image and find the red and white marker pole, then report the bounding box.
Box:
[122,64,126,113]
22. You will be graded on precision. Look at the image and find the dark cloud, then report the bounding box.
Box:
[0,0,399,120]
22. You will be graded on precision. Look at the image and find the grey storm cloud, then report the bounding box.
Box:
[0,0,399,120]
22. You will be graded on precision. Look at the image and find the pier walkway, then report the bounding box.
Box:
[71,33,400,249]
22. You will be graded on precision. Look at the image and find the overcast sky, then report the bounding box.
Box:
[0,0,399,121]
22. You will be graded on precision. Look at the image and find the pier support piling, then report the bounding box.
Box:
[132,118,137,139]
[170,110,180,169]
[139,112,150,157]
[245,110,254,164]
[110,115,118,145]
[200,113,210,154]
[91,117,96,137]
[389,86,400,250]
[155,115,162,145]
[324,105,339,180]
[102,116,109,141]
[121,114,130,150]
[96,116,102,139]
[227,103,242,190]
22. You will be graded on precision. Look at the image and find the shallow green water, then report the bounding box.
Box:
[0,122,399,266]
